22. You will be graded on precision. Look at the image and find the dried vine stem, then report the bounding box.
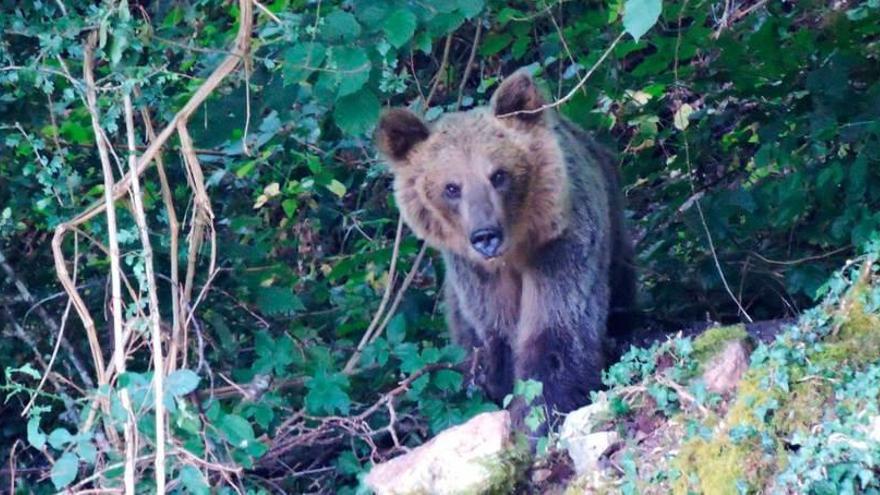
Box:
[138,101,182,374]
[123,94,167,494]
[83,32,136,493]
[344,217,405,373]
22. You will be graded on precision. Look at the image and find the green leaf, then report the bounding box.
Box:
[322,10,361,42]
[623,0,662,42]
[333,90,380,135]
[433,369,463,391]
[387,313,406,344]
[481,33,513,56]
[457,0,485,19]
[218,414,256,447]
[305,368,351,415]
[326,179,347,198]
[50,452,78,490]
[256,286,305,316]
[333,47,371,97]
[76,439,98,464]
[178,465,210,495]
[383,9,418,48]
[27,417,46,450]
[48,427,73,449]
[282,42,326,84]
[166,369,201,397]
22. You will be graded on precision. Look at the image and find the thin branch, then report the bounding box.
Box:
[83,32,136,493]
[0,247,92,389]
[498,31,625,119]
[672,0,752,323]
[369,243,428,345]
[123,94,167,494]
[344,217,404,373]
[137,97,182,373]
[425,33,453,108]
[455,21,483,110]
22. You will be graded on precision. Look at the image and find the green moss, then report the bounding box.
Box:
[773,379,834,437]
[811,295,880,367]
[673,436,752,495]
[725,369,778,429]
[692,324,749,365]
[478,435,531,495]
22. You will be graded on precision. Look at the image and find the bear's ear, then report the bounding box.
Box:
[491,69,547,126]
[375,108,430,166]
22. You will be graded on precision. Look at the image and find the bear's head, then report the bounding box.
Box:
[376,70,570,266]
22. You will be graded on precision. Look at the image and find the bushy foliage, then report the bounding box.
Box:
[587,239,880,494]
[1,0,879,493]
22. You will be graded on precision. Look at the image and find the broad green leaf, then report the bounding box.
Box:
[27,416,46,449]
[481,33,512,56]
[256,286,305,316]
[623,0,662,42]
[48,427,73,449]
[218,414,256,447]
[333,90,380,135]
[333,47,371,97]
[50,453,78,490]
[322,10,361,42]
[166,369,201,397]
[387,313,406,344]
[383,9,417,48]
[76,439,98,464]
[457,0,485,19]
[283,42,326,84]
[305,368,351,415]
[326,179,347,198]
[178,465,210,495]
[433,369,463,391]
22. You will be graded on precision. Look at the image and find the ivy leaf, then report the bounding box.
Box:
[50,453,78,490]
[334,89,380,135]
[623,0,662,42]
[383,9,417,48]
[165,369,201,397]
[178,465,210,495]
[322,10,361,42]
[305,368,351,415]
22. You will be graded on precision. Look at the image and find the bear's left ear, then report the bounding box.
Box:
[375,108,430,167]
[491,69,547,126]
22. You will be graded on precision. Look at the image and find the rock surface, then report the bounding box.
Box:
[702,339,752,394]
[559,395,618,475]
[364,410,515,495]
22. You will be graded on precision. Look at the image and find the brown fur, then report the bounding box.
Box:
[376,69,635,414]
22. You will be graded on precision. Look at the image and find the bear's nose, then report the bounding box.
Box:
[470,227,504,258]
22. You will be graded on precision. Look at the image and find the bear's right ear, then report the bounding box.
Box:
[375,108,430,166]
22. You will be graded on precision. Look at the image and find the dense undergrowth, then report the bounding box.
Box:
[566,242,880,494]
[1,0,879,493]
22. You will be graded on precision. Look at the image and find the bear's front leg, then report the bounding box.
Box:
[512,247,611,416]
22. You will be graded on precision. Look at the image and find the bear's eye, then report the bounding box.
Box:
[443,183,461,200]
[490,169,509,189]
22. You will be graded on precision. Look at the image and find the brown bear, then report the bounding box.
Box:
[375,69,634,414]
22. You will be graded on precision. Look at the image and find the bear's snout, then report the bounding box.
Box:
[469,227,504,258]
